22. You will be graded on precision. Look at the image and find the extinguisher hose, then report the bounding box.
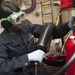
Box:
[61,31,72,54]
[53,52,75,75]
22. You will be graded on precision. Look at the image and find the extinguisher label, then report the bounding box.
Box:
[69,36,75,39]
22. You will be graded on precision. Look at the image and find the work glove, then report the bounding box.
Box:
[68,16,75,31]
[28,49,45,63]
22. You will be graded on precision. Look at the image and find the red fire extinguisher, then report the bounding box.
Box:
[60,0,75,10]
[65,31,75,75]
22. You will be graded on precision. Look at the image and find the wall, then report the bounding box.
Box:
[25,3,43,24]
[61,8,75,23]
[25,0,60,24]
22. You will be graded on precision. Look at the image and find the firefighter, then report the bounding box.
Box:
[0,2,73,75]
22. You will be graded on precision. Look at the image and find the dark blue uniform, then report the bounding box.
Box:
[0,23,70,75]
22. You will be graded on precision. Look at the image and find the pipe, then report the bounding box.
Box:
[24,0,36,14]
[35,23,55,75]
[37,23,55,53]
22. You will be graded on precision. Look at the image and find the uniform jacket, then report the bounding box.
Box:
[0,22,70,75]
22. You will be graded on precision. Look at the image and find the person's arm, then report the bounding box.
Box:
[53,22,70,39]
[0,36,45,74]
[0,41,30,74]
[53,16,75,39]
[24,23,70,39]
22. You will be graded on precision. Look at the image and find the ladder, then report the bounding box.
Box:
[41,0,53,24]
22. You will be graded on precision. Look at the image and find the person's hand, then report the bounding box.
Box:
[28,49,45,63]
[68,16,75,31]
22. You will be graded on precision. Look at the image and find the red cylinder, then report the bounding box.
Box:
[65,32,75,75]
[60,0,75,10]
